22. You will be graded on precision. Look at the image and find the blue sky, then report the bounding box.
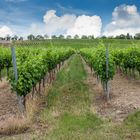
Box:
[0,0,140,37]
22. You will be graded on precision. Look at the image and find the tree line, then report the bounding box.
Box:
[1,33,140,41]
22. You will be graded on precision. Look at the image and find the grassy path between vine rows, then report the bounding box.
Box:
[31,54,103,139]
[2,54,140,140]
[32,54,140,140]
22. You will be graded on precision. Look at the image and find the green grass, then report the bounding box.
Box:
[32,55,103,140]
[124,111,140,129]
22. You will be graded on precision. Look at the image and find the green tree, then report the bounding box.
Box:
[74,34,79,39]
[44,34,49,39]
[27,34,35,40]
[81,35,88,39]
[58,35,64,39]
[19,37,23,41]
[36,35,44,40]
[88,35,94,39]
[66,35,72,39]
[134,33,140,39]
[51,35,57,39]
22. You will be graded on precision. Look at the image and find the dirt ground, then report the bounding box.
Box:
[0,79,19,128]
[83,59,140,122]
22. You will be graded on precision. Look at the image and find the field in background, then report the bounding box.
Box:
[14,39,140,49]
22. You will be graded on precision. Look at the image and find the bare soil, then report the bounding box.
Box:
[0,79,19,127]
[83,59,140,122]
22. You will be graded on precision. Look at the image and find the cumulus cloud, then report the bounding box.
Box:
[66,15,102,37]
[0,9,102,37]
[29,10,102,37]
[0,26,13,37]
[43,10,76,35]
[103,4,140,36]
[28,23,46,35]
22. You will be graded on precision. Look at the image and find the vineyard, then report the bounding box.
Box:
[0,46,74,113]
[80,42,140,99]
[0,39,140,140]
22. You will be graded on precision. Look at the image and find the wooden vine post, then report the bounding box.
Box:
[11,46,25,114]
[106,44,110,101]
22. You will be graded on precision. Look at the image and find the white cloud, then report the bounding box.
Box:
[103,4,140,36]
[0,9,102,37]
[0,26,13,37]
[43,10,76,35]
[66,15,102,37]
[30,10,102,37]
[28,23,46,35]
